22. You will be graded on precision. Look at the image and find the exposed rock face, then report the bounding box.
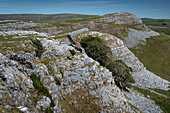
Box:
[10,53,36,61]
[97,12,142,25]
[0,57,35,109]
[0,39,137,112]
[9,53,37,70]
[132,69,169,90]
[41,51,60,58]
[0,30,48,37]
[125,28,160,47]
[124,89,162,113]
[75,31,169,91]
[68,28,89,36]
[39,38,137,112]
[0,21,37,30]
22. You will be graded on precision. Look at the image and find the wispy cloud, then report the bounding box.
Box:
[39,9,54,11]
[0,2,8,7]
[75,1,115,4]
[106,3,130,7]
[152,8,160,11]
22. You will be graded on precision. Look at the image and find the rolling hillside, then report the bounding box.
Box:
[0,14,95,23]
[142,18,170,35]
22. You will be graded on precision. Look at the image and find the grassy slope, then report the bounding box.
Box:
[130,34,170,81]
[0,14,95,23]
[133,86,170,113]
[142,18,170,35]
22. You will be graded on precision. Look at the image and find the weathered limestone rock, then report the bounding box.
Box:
[41,51,60,58]
[124,90,162,113]
[68,28,89,36]
[98,12,142,25]
[10,53,37,70]
[125,28,160,47]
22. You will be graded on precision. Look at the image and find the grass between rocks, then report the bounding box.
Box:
[30,73,55,108]
[69,49,76,56]
[58,87,102,113]
[0,34,46,55]
[0,107,23,113]
[132,86,170,113]
[130,34,170,81]
[150,88,170,97]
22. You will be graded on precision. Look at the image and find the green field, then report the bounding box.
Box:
[142,18,170,35]
[0,14,95,23]
[130,34,170,81]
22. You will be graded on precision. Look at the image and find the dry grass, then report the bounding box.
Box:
[58,87,102,113]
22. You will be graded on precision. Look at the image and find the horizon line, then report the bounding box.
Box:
[0,13,169,19]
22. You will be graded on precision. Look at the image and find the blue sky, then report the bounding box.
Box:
[0,0,170,18]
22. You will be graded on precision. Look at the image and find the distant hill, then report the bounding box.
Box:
[142,18,170,35]
[0,14,95,23]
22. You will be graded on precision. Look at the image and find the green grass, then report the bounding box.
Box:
[41,57,56,75]
[80,35,112,66]
[130,34,170,81]
[142,18,170,27]
[54,77,61,86]
[133,86,170,113]
[69,49,76,56]
[30,73,55,108]
[150,88,170,97]
[31,38,45,57]
[0,14,95,23]
[142,18,170,35]
[65,16,98,23]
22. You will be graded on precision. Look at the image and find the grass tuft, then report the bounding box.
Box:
[30,73,55,107]
[30,38,45,57]
[81,35,134,90]
[69,49,76,56]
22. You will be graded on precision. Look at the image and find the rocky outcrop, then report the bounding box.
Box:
[41,51,60,58]
[125,28,160,47]
[68,28,89,36]
[38,38,137,112]
[0,34,138,112]
[9,53,37,70]
[74,31,169,90]
[97,12,142,25]
[0,21,37,31]
[0,30,48,37]
[0,55,35,109]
